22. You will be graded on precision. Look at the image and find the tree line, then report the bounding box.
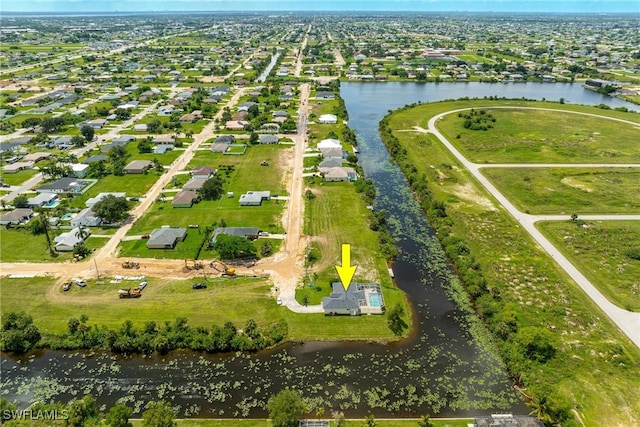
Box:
[0,311,287,355]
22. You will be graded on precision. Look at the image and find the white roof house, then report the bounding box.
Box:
[318,114,338,124]
[54,227,91,252]
[27,193,58,208]
[70,208,101,227]
[317,139,342,150]
[239,191,271,206]
[69,163,90,178]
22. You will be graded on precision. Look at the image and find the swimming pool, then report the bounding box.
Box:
[368,293,382,308]
[61,213,73,221]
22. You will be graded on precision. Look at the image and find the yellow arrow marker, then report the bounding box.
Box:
[335,244,357,291]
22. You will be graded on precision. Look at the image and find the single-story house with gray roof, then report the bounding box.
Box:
[210,227,259,244]
[83,154,108,164]
[182,178,207,191]
[154,143,174,154]
[27,193,58,208]
[37,178,88,194]
[124,160,153,174]
[239,191,271,206]
[172,190,198,208]
[146,227,187,249]
[0,208,33,225]
[3,162,33,174]
[259,135,279,144]
[322,282,385,316]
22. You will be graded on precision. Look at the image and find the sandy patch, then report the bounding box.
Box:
[561,177,592,192]
[452,182,496,211]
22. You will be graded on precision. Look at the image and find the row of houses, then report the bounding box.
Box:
[316,139,358,182]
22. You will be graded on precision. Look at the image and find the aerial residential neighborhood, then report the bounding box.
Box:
[0,6,639,427]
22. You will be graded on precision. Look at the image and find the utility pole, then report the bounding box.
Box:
[94,257,100,280]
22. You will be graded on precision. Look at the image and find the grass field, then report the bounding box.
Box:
[537,220,640,311]
[187,144,289,195]
[298,181,408,334]
[387,99,640,427]
[435,107,640,164]
[0,228,108,262]
[66,173,162,209]
[0,168,38,186]
[1,272,403,342]
[481,167,640,214]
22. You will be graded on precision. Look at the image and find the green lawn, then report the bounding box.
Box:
[67,173,162,208]
[0,168,38,186]
[537,220,640,311]
[481,167,640,214]
[118,232,208,260]
[0,228,108,262]
[297,181,409,335]
[386,99,640,427]
[435,107,640,164]
[188,144,289,195]
[2,272,402,342]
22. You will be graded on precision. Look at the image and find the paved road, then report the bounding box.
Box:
[427,107,640,348]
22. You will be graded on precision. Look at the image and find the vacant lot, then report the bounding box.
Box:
[537,220,640,312]
[0,228,108,262]
[1,275,402,342]
[0,168,39,186]
[436,108,640,164]
[482,167,640,214]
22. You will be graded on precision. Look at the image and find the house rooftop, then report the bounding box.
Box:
[147,227,187,248]
[210,227,259,244]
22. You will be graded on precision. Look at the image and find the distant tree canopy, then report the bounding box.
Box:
[141,401,176,427]
[212,234,257,259]
[92,195,130,224]
[200,176,225,200]
[12,195,29,209]
[80,124,95,142]
[0,311,41,353]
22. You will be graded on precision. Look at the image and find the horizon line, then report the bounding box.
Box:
[2,9,638,14]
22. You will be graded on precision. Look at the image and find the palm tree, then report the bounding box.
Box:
[36,209,55,256]
[526,394,555,424]
[75,226,89,241]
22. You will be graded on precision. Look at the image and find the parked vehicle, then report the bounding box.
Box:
[74,279,86,287]
[192,283,207,290]
[137,281,147,291]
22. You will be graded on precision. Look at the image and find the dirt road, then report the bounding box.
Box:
[2,83,321,312]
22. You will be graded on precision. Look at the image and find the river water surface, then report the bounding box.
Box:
[2,82,635,418]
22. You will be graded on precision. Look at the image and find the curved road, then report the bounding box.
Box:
[426,107,640,348]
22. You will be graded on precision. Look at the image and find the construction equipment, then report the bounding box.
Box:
[122,260,140,269]
[118,288,142,299]
[184,259,204,271]
[209,260,236,276]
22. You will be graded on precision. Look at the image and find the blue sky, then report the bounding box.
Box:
[2,0,638,13]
